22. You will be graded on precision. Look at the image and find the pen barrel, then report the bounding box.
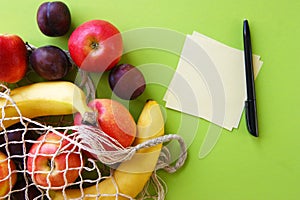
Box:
[244,52,256,100]
[243,20,256,100]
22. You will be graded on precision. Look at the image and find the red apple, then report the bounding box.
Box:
[0,34,28,83]
[0,151,17,198]
[68,19,123,72]
[27,132,83,189]
[74,99,136,158]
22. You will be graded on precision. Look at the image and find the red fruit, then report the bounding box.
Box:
[0,151,17,197]
[0,34,28,83]
[27,132,82,189]
[68,19,123,72]
[74,99,136,158]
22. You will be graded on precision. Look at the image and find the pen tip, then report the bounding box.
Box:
[251,130,259,137]
[247,124,259,137]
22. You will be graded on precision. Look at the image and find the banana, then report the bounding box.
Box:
[50,100,165,200]
[0,81,91,130]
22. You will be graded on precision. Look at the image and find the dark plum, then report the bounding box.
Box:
[0,124,40,162]
[30,45,71,80]
[0,130,26,158]
[11,175,43,200]
[109,64,146,100]
[37,1,71,36]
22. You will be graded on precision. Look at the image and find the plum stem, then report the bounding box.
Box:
[25,42,37,53]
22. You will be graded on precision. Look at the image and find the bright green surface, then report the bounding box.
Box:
[1,0,300,199]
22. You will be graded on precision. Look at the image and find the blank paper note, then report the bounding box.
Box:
[163,31,263,131]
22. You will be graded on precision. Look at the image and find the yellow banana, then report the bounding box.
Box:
[50,100,165,199]
[0,81,91,130]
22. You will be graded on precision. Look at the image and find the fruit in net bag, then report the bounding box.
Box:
[50,100,165,199]
[0,129,28,159]
[0,123,40,160]
[37,1,71,36]
[74,98,137,158]
[27,132,83,189]
[0,151,17,198]
[10,175,43,200]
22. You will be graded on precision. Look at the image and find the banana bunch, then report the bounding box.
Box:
[50,99,165,199]
[0,81,91,130]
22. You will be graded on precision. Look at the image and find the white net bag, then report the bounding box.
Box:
[0,84,187,200]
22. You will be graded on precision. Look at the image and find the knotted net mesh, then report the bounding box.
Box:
[0,84,187,200]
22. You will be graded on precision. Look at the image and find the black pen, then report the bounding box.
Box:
[243,19,259,137]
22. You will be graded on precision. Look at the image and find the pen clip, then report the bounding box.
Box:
[245,99,259,137]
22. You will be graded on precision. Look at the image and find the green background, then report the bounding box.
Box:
[1,0,300,199]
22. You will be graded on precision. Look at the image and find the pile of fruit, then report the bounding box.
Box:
[1,1,146,99]
[0,1,171,199]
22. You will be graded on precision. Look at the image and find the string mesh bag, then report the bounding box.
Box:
[0,83,187,200]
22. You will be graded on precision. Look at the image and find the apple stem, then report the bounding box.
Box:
[81,111,99,127]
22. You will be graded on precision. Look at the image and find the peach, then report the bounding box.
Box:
[0,151,17,198]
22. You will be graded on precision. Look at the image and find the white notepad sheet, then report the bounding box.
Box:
[163,31,263,130]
